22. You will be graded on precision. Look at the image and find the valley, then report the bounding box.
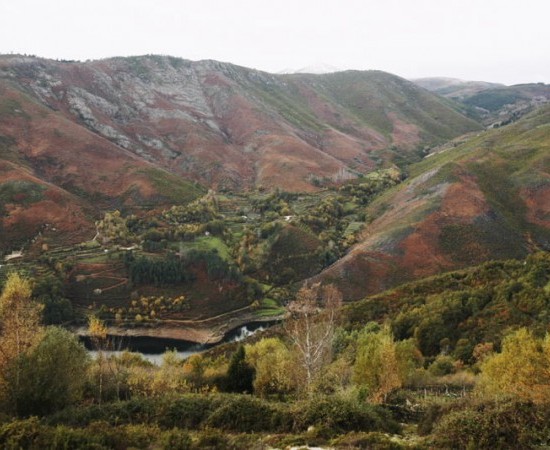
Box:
[0,54,549,449]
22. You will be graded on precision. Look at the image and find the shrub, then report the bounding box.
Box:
[431,400,550,449]
[0,418,48,450]
[161,428,192,450]
[194,429,229,450]
[205,395,291,432]
[46,397,159,427]
[428,355,456,377]
[293,396,400,435]
[156,395,215,429]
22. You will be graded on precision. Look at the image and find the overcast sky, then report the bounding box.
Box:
[1,0,549,85]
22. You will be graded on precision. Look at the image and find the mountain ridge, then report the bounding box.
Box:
[315,104,550,299]
[0,54,480,191]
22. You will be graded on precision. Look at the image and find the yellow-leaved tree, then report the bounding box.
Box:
[245,337,296,398]
[353,324,402,403]
[0,272,43,411]
[477,328,550,403]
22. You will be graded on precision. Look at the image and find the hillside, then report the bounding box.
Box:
[413,77,503,100]
[316,105,550,299]
[0,55,480,194]
[345,251,550,355]
[414,77,550,126]
[0,79,203,252]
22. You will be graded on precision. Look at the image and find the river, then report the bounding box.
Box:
[82,322,272,365]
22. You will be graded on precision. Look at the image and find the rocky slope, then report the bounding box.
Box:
[0,77,202,252]
[0,55,480,193]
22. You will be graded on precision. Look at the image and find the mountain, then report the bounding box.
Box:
[462,83,550,125]
[0,75,202,252]
[413,77,550,126]
[292,63,341,74]
[0,55,480,194]
[315,105,550,299]
[413,77,504,100]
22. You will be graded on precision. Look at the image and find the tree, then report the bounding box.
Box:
[353,324,402,403]
[0,272,43,412]
[284,283,342,394]
[245,338,296,397]
[7,327,89,416]
[152,350,188,395]
[88,315,109,403]
[225,345,254,393]
[477,328,550,403]
[95,210,131,245]
[33,274,74,324]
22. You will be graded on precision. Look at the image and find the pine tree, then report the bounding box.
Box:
[225,345,254,393]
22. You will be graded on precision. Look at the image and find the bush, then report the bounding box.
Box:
[204,395,291,432]
[0,418,48,450]
[157,395,215,429]
[431,400,550,449]
[161,428,192,450]
[0,419,161,450]
[46,397,159,427]
[428,355,456,377]
[194,429,229,450]
[293,397,400,435]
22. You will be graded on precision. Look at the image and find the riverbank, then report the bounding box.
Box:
[75,310,285,345]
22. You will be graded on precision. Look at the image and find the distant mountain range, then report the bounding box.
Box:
[412,77,504,99]
[413,76,550,126]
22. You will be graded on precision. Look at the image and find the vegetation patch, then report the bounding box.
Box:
[0,180,46,209]
[138,168,203,205]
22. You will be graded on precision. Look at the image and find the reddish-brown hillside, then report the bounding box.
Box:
[316,106,550,299]
[0,78,202,252]
[0,55,480,192]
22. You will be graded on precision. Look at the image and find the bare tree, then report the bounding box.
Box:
[284,283,342,394]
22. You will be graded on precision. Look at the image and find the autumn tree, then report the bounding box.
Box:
[477,328,550,403]
[151,350,189,395]
[0,272,43,412]
[245,338,296,397]
[284,283,342,394]
[353,324,403,403]
[95,210,131,245]
[88,315,110,403]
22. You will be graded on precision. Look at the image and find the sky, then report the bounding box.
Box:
[1,0,549,85]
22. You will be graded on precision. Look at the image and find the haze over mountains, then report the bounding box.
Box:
[0,54,549,299]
